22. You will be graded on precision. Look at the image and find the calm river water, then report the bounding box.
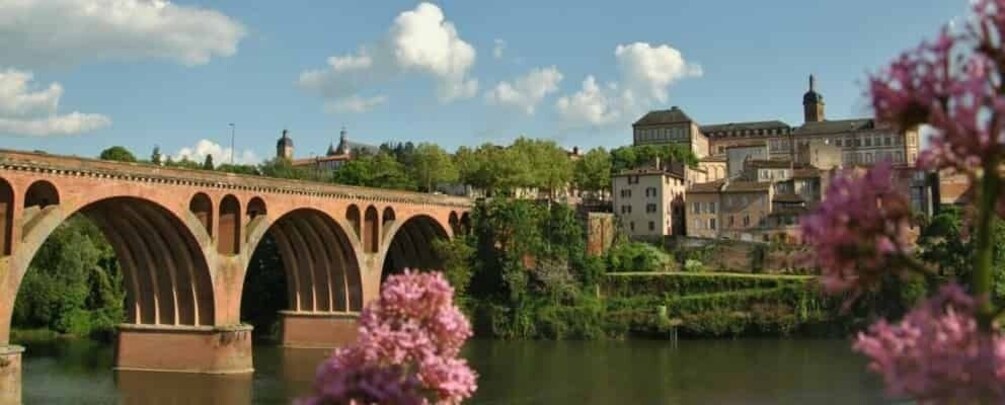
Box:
[21,338,893,404]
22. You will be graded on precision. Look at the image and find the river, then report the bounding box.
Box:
[21,338,892,404]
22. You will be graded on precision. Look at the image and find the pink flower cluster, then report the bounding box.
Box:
[854,284,1005,403]
[870,0,1005,173]
[300,271,477,404]
[800,162,913,296]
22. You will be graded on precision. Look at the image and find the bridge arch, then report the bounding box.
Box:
[189,192,213,235]
[218,194,241,255]
[379,214,451,282]
[0,178,11,255]
[242,208,363,314]
[10,195,216,327]
[24,180,59,209]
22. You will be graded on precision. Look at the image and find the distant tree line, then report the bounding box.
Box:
[96,138,697,197]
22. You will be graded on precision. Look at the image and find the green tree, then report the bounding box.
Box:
[259,157,314,180]
[574,147,612,196]
[610,144,698,173]
[217,163,260,175]
[411,143,458,192]
[202,154,215,170]
[98,146,137,163]
[12,216,124,338]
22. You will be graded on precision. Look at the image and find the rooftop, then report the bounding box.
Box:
[701,120,792,136]
[633,106,694,126]
[688,180,726,193]
[723,181,772,193]
[793,118,877,136]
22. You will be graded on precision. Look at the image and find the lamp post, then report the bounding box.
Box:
[229,123,235,165]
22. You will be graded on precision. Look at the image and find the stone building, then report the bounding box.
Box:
[633,75,921,168]
[611,161,688,240]
[687,180,774,241]
[274,127,377,174]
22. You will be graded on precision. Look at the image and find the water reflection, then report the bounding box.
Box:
[116,371,252,405]
[21,338,890,404]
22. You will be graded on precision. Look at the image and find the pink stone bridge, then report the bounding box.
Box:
[0,149,471,403]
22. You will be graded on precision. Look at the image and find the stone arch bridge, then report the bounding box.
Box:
[0,150,471,401]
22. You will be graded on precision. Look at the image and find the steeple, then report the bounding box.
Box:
[276,128,294,160]
[803,74,825,123]
[334,126,351,156]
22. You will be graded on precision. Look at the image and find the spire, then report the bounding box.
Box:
[809,74,815,91]
[335,126,351,155]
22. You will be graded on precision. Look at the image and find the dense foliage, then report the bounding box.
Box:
[12,216,124,339]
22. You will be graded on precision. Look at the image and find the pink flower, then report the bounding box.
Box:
[853,284,1005,403]
[801,162,913,296]
[869,1,1005,173]
[300,270,478,404]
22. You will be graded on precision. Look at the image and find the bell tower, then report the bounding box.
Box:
[803,75,825,123]
[276,129,294,160]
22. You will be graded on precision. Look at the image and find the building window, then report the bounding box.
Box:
[895,151,903,162]
[709,218,717,230]
[836,138,843,147]
[649,221,656,231]
[692,202,699,214]
[646,203,657,213]
[884,136,892,146]
[710,202,717,213]
[728,215,735,227]
[743,215,750,227]
[630,222,635,231]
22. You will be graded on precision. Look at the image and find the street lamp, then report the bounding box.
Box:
[229,123,236,165]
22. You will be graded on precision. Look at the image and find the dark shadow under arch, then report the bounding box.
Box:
[0,178,11,255]
[18,196,215,327]
[382,215,450,282]
[241,208,363,339]
[364,206,378,253]
[24,180,59,209]
[189,192,213,236]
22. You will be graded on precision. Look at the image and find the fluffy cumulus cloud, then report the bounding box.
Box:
[484,66,563,114]
[174,139,259,166]
[556,42,701,129]
[0,68,110,136]
[297,2,478,112]
[0,0,246,67]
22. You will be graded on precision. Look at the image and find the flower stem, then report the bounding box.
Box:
[974,160,999,332]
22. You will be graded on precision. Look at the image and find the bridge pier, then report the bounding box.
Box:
[279,311,359,349]
[0,345,23,405]
[115,324,253,374]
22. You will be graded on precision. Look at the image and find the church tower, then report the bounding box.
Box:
[276,129,294,160]
[803,75,825,123]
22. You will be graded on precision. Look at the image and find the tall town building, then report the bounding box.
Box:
[631,75,921,175]
[273,127,377,174]
[610,159,688,240]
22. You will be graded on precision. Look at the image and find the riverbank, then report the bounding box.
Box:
[602,272,844,338]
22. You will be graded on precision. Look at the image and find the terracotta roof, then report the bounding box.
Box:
[723,181,772,193]
[793,118,879,136]
[633,106,694,126]
[688,180,726,193]
[700,155,727,162]
[613,167,685,179]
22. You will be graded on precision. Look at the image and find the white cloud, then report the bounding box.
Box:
[174,139,259,166]
[325,95,388,113]
[0,0,246,67]
[615,42,702,103]
[0,68,110,136]
[493,39,506,59]
[556,76,628,127]
[555,42,701,130]
[485,66,563,114]
[297,2,478,112]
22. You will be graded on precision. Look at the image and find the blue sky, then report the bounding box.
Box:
[0,0,967,164]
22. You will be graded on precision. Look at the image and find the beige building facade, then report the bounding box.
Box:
[611,167,688,240]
